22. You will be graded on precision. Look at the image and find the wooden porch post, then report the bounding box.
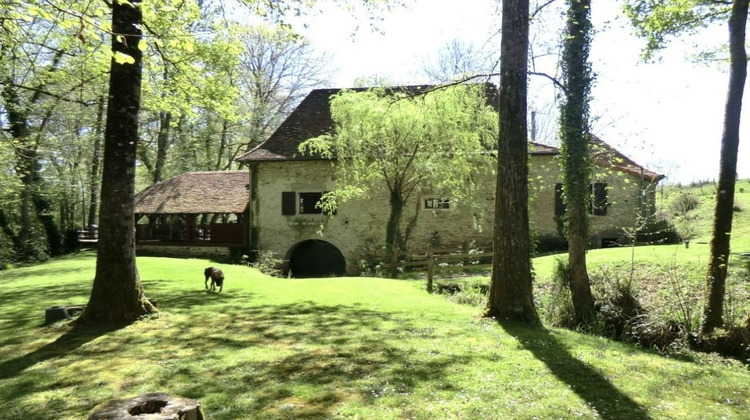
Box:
[185,214,194,243]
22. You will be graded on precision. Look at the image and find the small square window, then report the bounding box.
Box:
[424,198,450,210]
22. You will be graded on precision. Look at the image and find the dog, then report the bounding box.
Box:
[204,267,225,293]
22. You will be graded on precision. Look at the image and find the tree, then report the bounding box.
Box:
[626,0,748,334]
[422,39,495,83]
[78,0,156,325]
[703,0,747,334]
[559,0,596,325]
[233,25,330,160]
[300,85,498,278]
[483,0,540,323]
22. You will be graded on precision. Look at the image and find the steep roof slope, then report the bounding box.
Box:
[134,171,249,215]
[237,84,663,182]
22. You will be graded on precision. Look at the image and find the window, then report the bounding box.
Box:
[554,182,608,216]
[299,192,323,214]
[592,183,608,216]
[424,198,450,210]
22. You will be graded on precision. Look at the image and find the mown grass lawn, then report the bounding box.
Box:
[1,252,749,419]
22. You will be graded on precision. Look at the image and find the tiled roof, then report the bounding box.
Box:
[531,137,664,182]
[134,171,249,215]
[237,84,498,162]
[236,84,663,182]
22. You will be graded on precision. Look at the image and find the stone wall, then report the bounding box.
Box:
[250,156,659,273]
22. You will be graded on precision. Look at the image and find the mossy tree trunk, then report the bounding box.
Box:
[386,188,406,279]
[701,0,748,334]
[78,0,156,326]
[484,0,539,323]
[560,0,596,326]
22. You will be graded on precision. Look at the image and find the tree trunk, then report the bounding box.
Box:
[701,0,748,334]
[215,118,229,170]
[78,0,156,326]
[1,83,35,255]
[386,188,405,278]
[484,0,539,323]
[88,96,105,227]
[153,111,172,184]
[561,0,595,325]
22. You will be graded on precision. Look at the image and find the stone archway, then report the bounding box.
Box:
[287,240,346,278]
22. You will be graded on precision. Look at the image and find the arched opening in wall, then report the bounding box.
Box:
[287,240,346,278]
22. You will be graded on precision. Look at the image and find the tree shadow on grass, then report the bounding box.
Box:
[0,323,116,381]
[500,320,651,420]
[160,301,471,419]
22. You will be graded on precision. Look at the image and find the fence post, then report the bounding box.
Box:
[426,246,434,293]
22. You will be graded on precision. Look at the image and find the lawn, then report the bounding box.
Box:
[1,252,749,419]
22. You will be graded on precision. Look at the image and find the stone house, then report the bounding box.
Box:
[236,86,664,276]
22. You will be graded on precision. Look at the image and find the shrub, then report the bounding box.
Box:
[634,218,681,245]
[540,258,577,329]
[244,250,284,277]
[534,234,568,254]
[590,269,645,341]
[443,285,487,307]
[670,191,701,214]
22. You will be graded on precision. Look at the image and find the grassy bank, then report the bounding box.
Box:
[1,252,749,419]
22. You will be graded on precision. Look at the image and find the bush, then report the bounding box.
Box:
[634,218,681,245]
[590,270,645,341]
[534,234,568,254]
[540,258,577,329]
[243,250,284,277]
[670,191,701,214]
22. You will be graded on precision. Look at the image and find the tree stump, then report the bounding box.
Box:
[45,306,70,324]
[88,393,205,420]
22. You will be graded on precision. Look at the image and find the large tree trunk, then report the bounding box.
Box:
[484,0,539,323]
[88,97,105,227]
[78,0,156,326]
[561,0,595,325]
[701,0,748,334]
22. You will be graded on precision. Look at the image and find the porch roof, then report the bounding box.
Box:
[134,171,249,215]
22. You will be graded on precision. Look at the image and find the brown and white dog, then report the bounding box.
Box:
[204,267,225,293]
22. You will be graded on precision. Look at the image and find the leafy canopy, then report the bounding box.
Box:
[299,84,498,214]
[624,0,731,60]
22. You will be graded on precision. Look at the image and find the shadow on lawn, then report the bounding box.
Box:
[160,301,468,419]
[0,323,115,381]
[500,321,651,420]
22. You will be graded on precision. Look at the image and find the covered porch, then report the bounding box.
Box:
[134,171,250,248]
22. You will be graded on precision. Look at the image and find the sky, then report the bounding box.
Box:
[288,0,750,185]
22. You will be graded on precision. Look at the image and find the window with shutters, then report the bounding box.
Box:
[592,183,608,216]
[554,182,608,216]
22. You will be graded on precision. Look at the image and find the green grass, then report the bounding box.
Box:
[1,252,749,419]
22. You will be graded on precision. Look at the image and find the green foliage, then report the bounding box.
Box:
[634,218,682,245]
[624,0,731,60]
[300,84,498,251]
[244,250,285,277]
[539,258,577,329]
[534,233,568,254]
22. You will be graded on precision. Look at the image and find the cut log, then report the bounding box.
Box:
[88,393,205,420]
